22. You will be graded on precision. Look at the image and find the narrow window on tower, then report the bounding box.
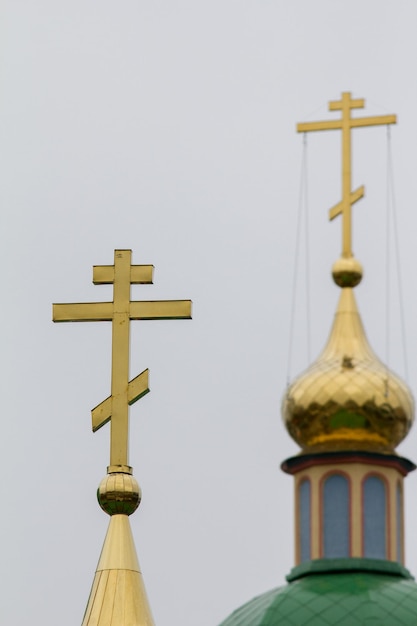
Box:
[299,478,311,563]
[322,474,350,558]
[363,475,387,559]
[397,481,403,564]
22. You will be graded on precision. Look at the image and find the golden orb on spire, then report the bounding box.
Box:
[332,256,363,288]
[98,472,141,516]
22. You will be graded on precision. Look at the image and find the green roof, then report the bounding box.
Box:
[219,559,417,626]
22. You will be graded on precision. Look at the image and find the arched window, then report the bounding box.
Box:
[396,482,403,564]
[363,475,387,559]
[299,479,311,563]
[323,474,350,558]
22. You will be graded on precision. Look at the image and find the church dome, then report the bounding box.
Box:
[219,559,417,626]
[282,284,414,454]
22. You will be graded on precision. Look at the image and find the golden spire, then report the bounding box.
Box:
[282,94,414,454]
[53,249,192,625]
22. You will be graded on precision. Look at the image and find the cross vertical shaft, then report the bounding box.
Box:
[111,250,132,467]
[341,93,352,256]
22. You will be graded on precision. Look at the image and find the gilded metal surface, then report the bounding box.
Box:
[54,249,190,623]
[82,515,155,626]
[331,256,363,288]
[284,94,413,454]
[297,92,396,265]
[92,370,149,433]
[98,473,141,516]
[53,249,192,469]
[282,289,414,453]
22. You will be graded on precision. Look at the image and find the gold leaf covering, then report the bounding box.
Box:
[82,515,154,626]
[282,288,414,453]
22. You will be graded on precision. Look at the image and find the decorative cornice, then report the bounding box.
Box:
[281,450,416,477]
[286,557,414,582]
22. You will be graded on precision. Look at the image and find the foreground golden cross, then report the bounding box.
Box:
[53,249,191,471]
[297,92,396,257]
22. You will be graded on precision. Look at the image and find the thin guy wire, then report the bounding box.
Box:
[304,135,311,363]
[387,126,409,381]
[286,135,308,386]
[385,127,391,395]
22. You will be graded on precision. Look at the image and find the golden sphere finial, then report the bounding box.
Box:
[332,256,363,288]
[97,471,141,516]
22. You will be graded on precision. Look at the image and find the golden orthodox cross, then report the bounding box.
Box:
[53,249,191,472]
[297,92,396,257]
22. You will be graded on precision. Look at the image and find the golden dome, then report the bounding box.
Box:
[282,283,414,453]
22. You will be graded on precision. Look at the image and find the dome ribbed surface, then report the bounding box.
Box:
[282,288,414,453]
[219,560,417,626]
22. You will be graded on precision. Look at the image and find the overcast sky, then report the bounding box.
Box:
[2,2,417,625]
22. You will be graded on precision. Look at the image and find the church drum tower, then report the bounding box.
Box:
[219,93,417,625]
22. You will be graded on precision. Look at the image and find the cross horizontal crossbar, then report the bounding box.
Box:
[93,264,154,285]
[53,300,192,322]
[329,97,364,110]
[297,114,396,133]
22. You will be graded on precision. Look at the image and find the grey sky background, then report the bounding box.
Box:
[2,2,417,625]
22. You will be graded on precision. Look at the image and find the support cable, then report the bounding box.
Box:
[386,126,409,381]
[304,135,311,365]
[286,134,310,386]
[385,128,391,393]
